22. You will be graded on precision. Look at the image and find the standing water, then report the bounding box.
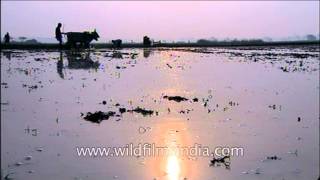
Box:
[1,46,319,180]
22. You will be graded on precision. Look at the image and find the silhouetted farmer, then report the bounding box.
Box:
[143,36,151,47]
[55,23,63,48]
[4,32,10,44]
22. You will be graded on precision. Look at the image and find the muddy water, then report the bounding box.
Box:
[1,46,319,180]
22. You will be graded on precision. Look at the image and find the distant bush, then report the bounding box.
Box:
[305,34,317,41]
[24,39,41,44]
[11,38,41,44]
[196,38,264,45]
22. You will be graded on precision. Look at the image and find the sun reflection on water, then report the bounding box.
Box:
[166,154,181,180]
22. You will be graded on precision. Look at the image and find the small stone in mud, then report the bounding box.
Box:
[268,104,276,110]
[253,168,261,174]
[210,155,230,169]
[15,162,24,166]
[204,102,208,107]
[210,155,230,164]
[36,147,44,152]
[163,95,188,102]
[25,156,32,160]
[288,149,298,156]
[296,137,302,140]
[119,108,127,114]
[266,155,281,160]
[83,111,116,123]
[192,98,199,102]
[299,61,303,67]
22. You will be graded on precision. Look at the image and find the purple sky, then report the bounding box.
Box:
[1,1,319,42]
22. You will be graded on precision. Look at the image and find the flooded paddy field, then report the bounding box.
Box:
[1,45,319,180]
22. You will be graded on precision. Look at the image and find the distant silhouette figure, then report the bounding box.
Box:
[143,36,151,47]
[153,40,161,47]
[55,23,63,48]
[112,39,122,48]
[4,32,10,44]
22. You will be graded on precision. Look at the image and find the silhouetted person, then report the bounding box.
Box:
[55,23,63,48]
[143,36,151,47]
[112,39,122,48]
[4,32,10,44]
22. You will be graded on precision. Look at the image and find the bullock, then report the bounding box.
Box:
[65,30,99,48]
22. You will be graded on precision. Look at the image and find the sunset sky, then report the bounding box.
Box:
[1,1,319,42]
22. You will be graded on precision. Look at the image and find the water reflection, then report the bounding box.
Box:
[57,51,100,78]
[143,48,153,58]
[57,51,64,79]
[65,51,100,69]
[148,120,195,180]
[2,51,12,60]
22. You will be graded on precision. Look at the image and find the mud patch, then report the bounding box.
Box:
[82,111,116,123]
[128,107,156,116]
[163,95,189,102]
